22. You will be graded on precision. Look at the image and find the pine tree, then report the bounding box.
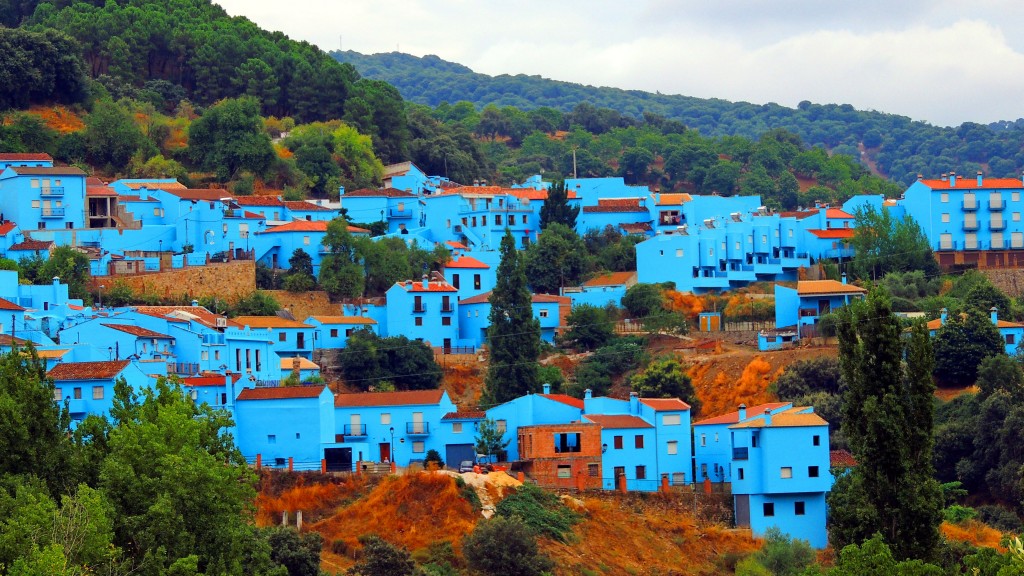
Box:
[829,288,943,560]
[482,230,540,405]
[539,181,579,230]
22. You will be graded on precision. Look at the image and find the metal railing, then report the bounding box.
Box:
[406,422,430,435]
[41,187,64,197]
[42,207,65,217]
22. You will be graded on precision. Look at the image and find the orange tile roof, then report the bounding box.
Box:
[459,292,492,305]
[651,193,692,205]
[780,209,820,220]
[0,153,52,161]
[237,385,326,400]
[826,208,854,219]
[808,229,855,239]
[540,394,585,409]
[122,181,186,190]
[34,348,70,359]
[334,389,445,407]
[234,196,284,206]
[280,356,319,370]
[730,410,828,428]
[0,297,25,311]
[234,316,312,329]
[582,271,637,287]
[182,375,239,387]
[101,323,172,339]
[86,186,118,197]
[796,280,867,296]
[442,410,486,420]
[640,398,691,411]
[48,360,130,381]
[693,402,791,426]
[393,280,458,293]
[920,177,1024,190]
[0,222,16,236]
[9,167,85,176]
[446,241,469,250]
[134,306,237,329]
[582,198,647,213]
[308,316,377,325]
[531,294,571,305]
[444,256,490,269]
[116,195,157,203]
[9,240,53,251]
[584,414,653,428]
[509,189,549,201]
[283,200,333,211]
[260,220,369,234]
[165,188,232,201]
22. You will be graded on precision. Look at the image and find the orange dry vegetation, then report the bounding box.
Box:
[314,473,478,565]
[544,496,758,575]
[256,473,366,526]
[694,357,780,418]
[275,144,294,159]
[941,521,1007,551]
[664,290,704,322]
[25,105,85,133]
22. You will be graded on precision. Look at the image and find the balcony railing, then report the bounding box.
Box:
[388,208,413,218]
[413,304,426,313]
[963,199,978,210]
[963,221,979,231]
[732,447,749,460]
[441,304,454,313]
[41,187,64,197]
[344,424,366,436]
[406,422,430,435]
[41,207,65,218]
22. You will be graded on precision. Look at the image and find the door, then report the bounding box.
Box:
[735,494,750,527]
[297,332,306,349]
[350,414,361,436]
[445,444,475,469]
[412,412,424,434]
[379,442,391,462]
[324,447,353,472]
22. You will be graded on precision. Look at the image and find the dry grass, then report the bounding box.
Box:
[24,105,85,133]
[941,520,1007,551]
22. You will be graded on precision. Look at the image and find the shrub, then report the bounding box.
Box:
[462,517,553,576]
[348,535,421,576]
[424,449,444,469]
[943,505,978,524]
[494,483,580,542]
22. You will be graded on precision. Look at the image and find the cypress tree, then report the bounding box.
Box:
[482,230,540,405]
[829,288,943,560]
[539,181,579,230]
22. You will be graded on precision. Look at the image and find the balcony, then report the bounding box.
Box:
[388,208,413,218]
[991,219,1006,231]
[990,199,1004,211]
[343,424,366,437]
[406,422,430,435]
[963,221,979,231]
[962,199,978,211]
[732,447,749,460]
[41,207,65,218]
[40,186,64,197]
[413,304,426,313]
[441,304,454,313]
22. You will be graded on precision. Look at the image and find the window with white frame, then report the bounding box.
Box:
[381,413,391,425]
[662,414,681,426]
[412,441,425,453]
[303,236,310,245]
[1014,192,1021,202]
[940,233,953,249]
[676,249,683,257]
[452,422,463,433]
[1015,212,1021,222]
[496,420,507,433]
[941,213,950,223]
[941,192,949,203]
[965,232,978,250]
[667,440,678,455]
[1014,232,1024,248]
[539,309,549,318]
[53,388,62,401]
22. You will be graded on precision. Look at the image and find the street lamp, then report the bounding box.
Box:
[98,284,105,308]
[389,426,395,464]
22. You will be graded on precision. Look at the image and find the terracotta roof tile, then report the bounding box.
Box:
[582,198,647,213]
[259,220,370,234]
[86,186,118,197]
[134,306,237,329]
[444,256,490,269]
[0,153,52,161]
[9,240,53,251]
[920,177,1024,190]
[165,188,232,201]
[651,193,692,205]
[831,449,857,468]
[540,394,584,409]
[280,356,319,370]
[48,360,130,381]
[639,398,691,411]
[442,410,486,420]
[234,195,284,206]
[584,414,653,428]
[122,181,186,190]
[796,280,866,296]
[446,241,469,250]
[393,280,458,293]
[693,402,791,426]
[619,222,653,233]
[309,316,377,325]
[234,316,312,329]
[283,200,333,211]
[101,323,172,338]
[182,375,238,387]
[0,222,16,236]
[0,297,24,311]
[583,271,637,287]
[808,229,855,239]
[237,385,326,400]
[334,389,444,407]
[730,408,828,428]
[459,292,492,305]
[826,208,855,219]
[8,167,85,176]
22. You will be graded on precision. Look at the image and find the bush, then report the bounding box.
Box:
[494,483,581,542]
[943,505,977,524]
[462,517,553,576]
[424,449,443,469]
[976,505,1024,533]
[348,535,421,576]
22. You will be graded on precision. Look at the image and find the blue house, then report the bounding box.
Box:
[385,275,460,350]
[305,315,379,349]
[773,278,867,339]
[283,200,337,222]
[49,359,152,425]
[692,402,792,482]
[441,253,495,301]
[0,152,55,170]
[382,162,430,195]
[438,410,486,468]
[729,405,833,548]
[234,316,316,361]
[562,271,637,308]
[457,291,566,347]
[234,385,337,469]
[578,198,651,235]
[928,307,1024,355]
[486,385,585,461]
[182,373,240,412]
[0,165,88,232]
[253,219,370,272]
[340,188,420,234]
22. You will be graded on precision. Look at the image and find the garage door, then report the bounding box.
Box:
[445,444,475,469]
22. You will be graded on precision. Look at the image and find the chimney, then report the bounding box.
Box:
[542,383,551,394]
[941,173,947,182]
[940,308,948,325]
[292,356,301,380]
[191,299,199,307]
[841,273,847,285]
[763,409,772,426]
[629,391,639,414]
[421,274,429,289]
[978,171,984,187]
[584,388,593,399]
[949,171,957,187]
[917,174,923,181]
[991,306,999,325]
[52,276,59,286]
[738,403,747,421]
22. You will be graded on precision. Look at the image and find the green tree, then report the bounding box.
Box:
[561,304,614,351]
[932,310,1005,386]
[772,357,844,399]
[482,230,540,405]
[284,249,316,292]
[230,291,280,317]
[522,223,590,294]
[83,99,151,170]
[319,218,365,299]
[628,357,701,414]
[743,527,815,576]
[825,534,943,575]
[462,517,553,576]
[976,354,1024,402]
[265,526,322,576]
[348,535,422,576]
[474,417,510,461]
[188,96,275,180]
[622,283,664,318]
[849,204,939,281]
[830,289,943,560]
[539,181,579,229]
[338,331,441,391]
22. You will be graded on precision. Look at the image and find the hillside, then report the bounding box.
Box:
[333,50,1024,186]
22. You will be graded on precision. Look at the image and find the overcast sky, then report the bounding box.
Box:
[215,0,1024,127]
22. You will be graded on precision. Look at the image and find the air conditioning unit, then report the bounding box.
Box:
[216,317,227,328]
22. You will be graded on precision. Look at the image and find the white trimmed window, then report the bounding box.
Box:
[941,213,950,223]
[412,441,425,453]
[662,414,681,426]
[380,413,391,425]
[667,440,678,455]
[452,422,463,433]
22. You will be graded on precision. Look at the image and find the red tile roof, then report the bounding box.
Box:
[48,360,130,381]
[540,394,584,409]
[122,181,186,190]
[260,220,369,234]
[531,294,571,305]
[920,177,1024,190]
[640,398,691,411]
[101,323,172,338]
[826,208,855,219]
[808,229,855,239]
[780,209,820,220]
[334,389,445,407]
[446,241,469,250]
[237,385,326,400]
[442,410,487,420]
[393,279,458,293]
[584,414,653,428]
[9,167,85,176]
[165,188,232,201]
[796,280,867,296]
[0,334,32,346]
[182,375,240,387]
[344,188,416,198]
[582,199,647,213]
[116,195,158,203]
[8,240,52,251]
[0,222,16,236]
[86,186,118,197]
[619,222,653,233]
[0,153,52,161]
[444,256,490,269]
[283,200,333,211]
[693,402,791,426]
[583,271,637,287]
[134,306,237,329]
[234,316,312,329]
[308,315,377,325]
[459,292,492,305]
[234,195,284,206]
[830,449,857,468]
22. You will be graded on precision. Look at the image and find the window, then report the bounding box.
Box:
[539,309,549,318]
[278,332,286,342]
[1008,334,1016,345]
[1015,212,1022,222]
[452,274,460,289]
[966,232,978,250]
[588,463,599,477]
[636,465,646,480]
[555,433,581,453]
[330,328,339,338]
[303,236,310,245]
[795,501,806,516]
[763,503,775,517]
[412,441,424,453]
[214,350,220,361]
[557,465,572,479]
[738,468,745,480]
[415,317,423,326]
[1014,192,1021,202]
[452,422,463,433]
[474,274,481,290]
[482,215,487,226]
[53,388,62,401]
[381,413,391,425]
[445,219,451,229]
[700,433,706,447]
[509,215,516,225]
[812,435,820,446]
[74,387,82,399]
[191,389,198,400]
[667,440,678,455]
[965,212,978,228]
[808,466,819,478]
[31,199,40,208]
[222,223,228,233]
[941,213,950,223]
[1014,232,1024,248]
[442,316,451,326]
[30,178,39,188]
[662,414,681,426]
[496,420,506,433]
[613,435,623,449]
[676,249,683,257]
[751,433,758,448]
[495,215,502,225]
[781,467,793,479]
[635,435,644,449]
[714,433,719,442]
[201,351,209,361]
[941,193,949,203]
[940,233,954,249]
[268,435,276,444]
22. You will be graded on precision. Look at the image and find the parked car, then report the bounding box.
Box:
[458,460,475,473]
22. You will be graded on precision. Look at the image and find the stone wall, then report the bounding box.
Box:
[92,260,255,300]
[264,290,339,320]
[982,268,1024,298]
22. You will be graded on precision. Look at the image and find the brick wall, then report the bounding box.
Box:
[93,260,255,300]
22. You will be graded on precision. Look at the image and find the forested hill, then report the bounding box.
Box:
[333,50,1024,186]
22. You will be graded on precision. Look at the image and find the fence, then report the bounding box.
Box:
[245,454,395,476]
